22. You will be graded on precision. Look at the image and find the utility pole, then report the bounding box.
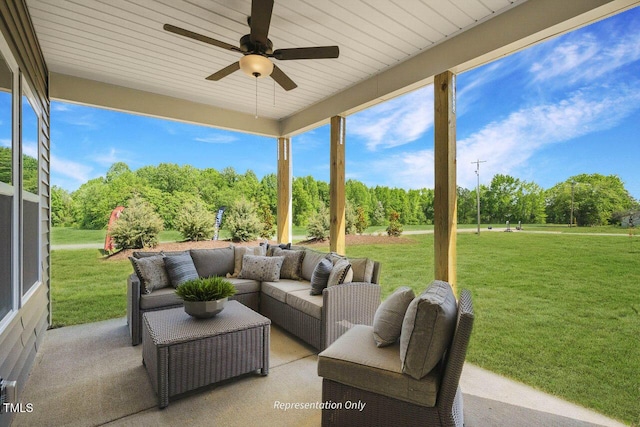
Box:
[472,160,486,234]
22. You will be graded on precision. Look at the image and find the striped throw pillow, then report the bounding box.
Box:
[164,253,199,287]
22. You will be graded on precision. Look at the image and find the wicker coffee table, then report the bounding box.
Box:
[142,300,270,408]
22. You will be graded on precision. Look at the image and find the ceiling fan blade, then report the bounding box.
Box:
[206,62,240,81]
[164,24,240,53]
[249,0,274,45]
[271,65,297,91]
[272,46,339,60]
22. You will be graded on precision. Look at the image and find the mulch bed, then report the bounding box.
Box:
[106,234,415,261]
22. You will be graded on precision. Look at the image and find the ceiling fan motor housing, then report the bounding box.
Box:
[240,34,273,55]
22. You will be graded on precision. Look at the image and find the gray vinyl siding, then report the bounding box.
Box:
[0,1,50,426]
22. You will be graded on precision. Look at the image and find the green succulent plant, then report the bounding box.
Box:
[175,277,237,302]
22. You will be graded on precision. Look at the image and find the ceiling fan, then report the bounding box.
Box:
[163,0,339,91]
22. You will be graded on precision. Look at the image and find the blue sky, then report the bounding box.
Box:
[42,7,640,199]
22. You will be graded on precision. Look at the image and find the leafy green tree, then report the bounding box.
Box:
[0,147,11,185]
[51,185,74,226]
[546,174,635,226]
[175,199,215,241]
[109,195,163,249]
[225,198,262,241]
[292,178,313,226]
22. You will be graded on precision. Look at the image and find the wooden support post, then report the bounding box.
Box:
[434,71,457,291]
[330,115,346,255]
[277,137,292,243]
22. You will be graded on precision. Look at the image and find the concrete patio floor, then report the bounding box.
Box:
[12,317,627,427]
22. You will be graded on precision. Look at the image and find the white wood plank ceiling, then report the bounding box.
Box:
[27,0,522,120]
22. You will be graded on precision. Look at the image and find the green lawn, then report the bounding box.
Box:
[50,232,640,424]
[52,227,189,245]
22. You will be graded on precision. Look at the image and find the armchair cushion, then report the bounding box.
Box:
[373,286,415,347]
[400,280,457,380]
[286,289,323,320]
[190,247,234,278]
[318,325,440,407]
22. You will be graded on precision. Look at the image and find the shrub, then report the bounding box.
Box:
[355,206,369,234]
[372,201,386,226]
[109,195,163,249]
[175,276,236,301]
[307,203,330,240]
[345,201,357,235]
[258,203,276,239]
[225,198,262,241]
[386,211,403,237]
[175,200,215,241]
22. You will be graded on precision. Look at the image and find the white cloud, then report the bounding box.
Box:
[349,87,434,151]
[51,154,92,184]
[0,138,9,147]
[529,29,640,85]
[91,147,133,167]
[194,134,237,144]
[364,83,640,190]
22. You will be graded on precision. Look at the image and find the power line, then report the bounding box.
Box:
[472,160,487,234]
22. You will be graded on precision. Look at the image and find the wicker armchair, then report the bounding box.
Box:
[318,289,474,427]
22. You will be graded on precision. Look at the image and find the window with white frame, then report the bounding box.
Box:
[0,47,14,321]
[21,84,40,298]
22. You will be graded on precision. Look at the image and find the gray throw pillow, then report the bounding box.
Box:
[129,255,170,294]
[238,255,284,282]
[327,259,352,287]
[400,280,458,380]
[190,247,235,278]
[272,247,305,280]
[373,286,416,347]
[310,258,333,295]
[164,253,199,288]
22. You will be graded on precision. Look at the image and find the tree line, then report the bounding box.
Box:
[51,161,638,230]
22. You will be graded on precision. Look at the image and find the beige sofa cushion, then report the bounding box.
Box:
[327,259,352,286]
[261,280,311,303]
[140,287,182,310]
[400,280,457,380]
[225,278,261,295]
[300,250,327,281]
[350,257,375,283]
[286,289,323,320]
[318,325,440,407]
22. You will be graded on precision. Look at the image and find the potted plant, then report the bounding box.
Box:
[175,277,237,319]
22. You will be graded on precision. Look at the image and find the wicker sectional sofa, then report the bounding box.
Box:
[127,245,381,350]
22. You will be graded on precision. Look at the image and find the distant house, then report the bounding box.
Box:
[621,211,640,228]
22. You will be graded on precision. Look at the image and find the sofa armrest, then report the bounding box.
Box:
[127,273,142,345]
[322,282,381,350]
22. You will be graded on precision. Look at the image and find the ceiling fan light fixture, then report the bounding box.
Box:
[239,54,274,78]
